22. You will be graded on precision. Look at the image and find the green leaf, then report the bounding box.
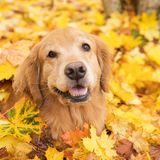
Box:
[0,98,43,142]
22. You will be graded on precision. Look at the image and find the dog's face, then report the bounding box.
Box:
[13,27,111,105]
[40,28,102,103]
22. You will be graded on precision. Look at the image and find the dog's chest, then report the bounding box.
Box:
[40,99,106,139]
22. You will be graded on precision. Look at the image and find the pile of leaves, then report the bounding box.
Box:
[0,0,160,159]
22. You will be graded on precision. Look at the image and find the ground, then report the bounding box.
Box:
[0,0,160,160]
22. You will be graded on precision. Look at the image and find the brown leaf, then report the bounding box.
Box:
[150,145,160,160]
[116,139,137,160]
[0,147,9,158]
[28,127,54,160]
[64,150,73,160]
[31,127,53,150]
[27,149,46,160]
[86,153,100,160]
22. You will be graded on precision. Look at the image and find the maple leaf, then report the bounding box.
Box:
[73,145,90,160]
[82,126,117,160]
[0,62,16,81]
[0,135,33,159]
[0,40,33,66]
[110,79,141,105]
[0,147,9,159]
[138,12,158,35]
[86,153,100,160]
[100,31,122,49]
[114,107,156,134]
[150,145,160,160]
[121,35,142,51]
[116,139,136,159]
[143,29,159,41]
[45,147,64,160]
[144,42,160,66]
[55,15,69,28]
[0,98,43,142]
[117,54,154,84]
[105,13,123,30]
[131,153,151,160]
[61,123,89,147]
[129,131,149,153]
[91,11,105,25]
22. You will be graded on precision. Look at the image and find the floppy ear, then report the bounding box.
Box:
[13,44,43,106]
[92,35,111,92]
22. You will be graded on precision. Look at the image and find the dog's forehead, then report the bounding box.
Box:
[41,27,92,45]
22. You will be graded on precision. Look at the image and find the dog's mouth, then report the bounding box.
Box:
[53,85,89,103]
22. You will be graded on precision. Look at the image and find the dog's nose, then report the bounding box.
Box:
[64,61,87,80]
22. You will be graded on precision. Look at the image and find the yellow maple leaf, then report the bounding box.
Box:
[144,42,160,66]
[109,120,132,138]
[143,29,159,41]
[78,23,97,33]
[55,14,69,28]
[92,11,105,25]
[45,147,64,160]
[2,40,33,66]
[0,135,33,158]
[0,62,16,81]
[105,13,123,30]
[128,131,149,152]
[110,79,141,105]
[100,31,122,49]
[114,107,156,134]
[83,126,116,160]
[73,145,91,160]
[0,98,43,142]
[138,12,158,34]
[118,54,155,84]
[131,152,151,160]
[121,35,142,50]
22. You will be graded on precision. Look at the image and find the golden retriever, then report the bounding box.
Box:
[13,27,111,139]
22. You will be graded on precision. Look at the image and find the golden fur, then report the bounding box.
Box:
[13,27,111,140]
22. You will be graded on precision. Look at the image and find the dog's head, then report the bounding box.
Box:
[13,27,111,105]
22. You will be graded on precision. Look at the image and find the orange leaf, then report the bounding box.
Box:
[61,123,89,147]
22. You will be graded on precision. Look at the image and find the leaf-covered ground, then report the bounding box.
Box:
[0,0,160,159]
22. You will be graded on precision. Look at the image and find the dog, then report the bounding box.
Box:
[13,27,111,140]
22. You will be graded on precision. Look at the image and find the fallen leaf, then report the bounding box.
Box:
[150,145,160,160]
[61,123,89,147]
[45,147,64,160]
[0,147,9,159]
[0,62,16,81]
[116,139,136,159]
[83,126,117,160]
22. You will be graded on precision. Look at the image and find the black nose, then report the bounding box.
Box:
[64,61,87,80]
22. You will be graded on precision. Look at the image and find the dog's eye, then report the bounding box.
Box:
[82,43,90,51]
[47,51,57,58]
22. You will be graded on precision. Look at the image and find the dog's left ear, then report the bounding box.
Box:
[92,35,111,92]
[13,44,43,106]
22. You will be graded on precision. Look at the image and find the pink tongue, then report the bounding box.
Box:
[69,87,88,97]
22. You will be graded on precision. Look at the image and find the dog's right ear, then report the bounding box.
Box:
[13,44,43,106]
[92,35,111,92]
